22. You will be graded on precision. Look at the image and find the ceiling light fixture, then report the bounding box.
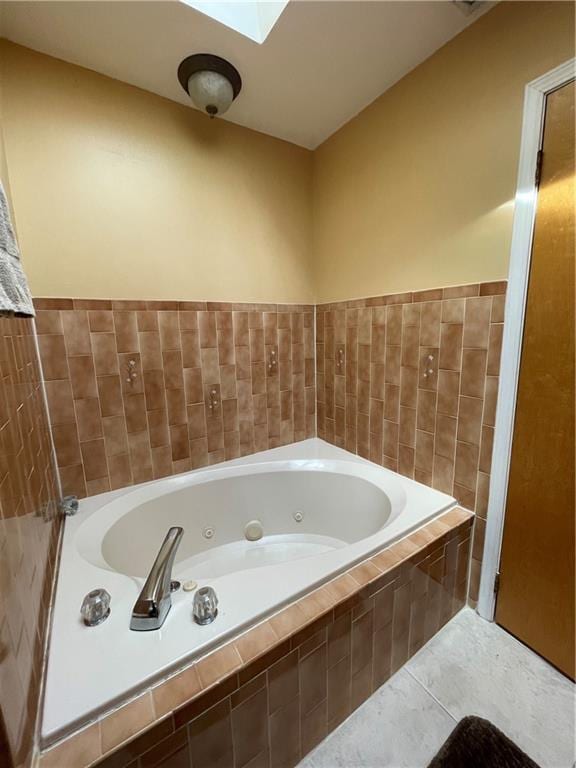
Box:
[177,53,242,118]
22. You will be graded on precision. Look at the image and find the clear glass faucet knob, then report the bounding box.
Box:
[80,588,111,626]
[193,586,218,625]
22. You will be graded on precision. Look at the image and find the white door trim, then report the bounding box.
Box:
[477,58,576,620]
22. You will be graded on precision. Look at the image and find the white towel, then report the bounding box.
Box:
[0,180,35,318]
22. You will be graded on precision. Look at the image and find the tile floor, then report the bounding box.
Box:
[299,608,576,768]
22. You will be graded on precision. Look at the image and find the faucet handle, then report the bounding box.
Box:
[81,588,111,626]
[60,495,79,516]
[193,586,218,625]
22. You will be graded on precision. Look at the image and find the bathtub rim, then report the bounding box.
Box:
[42,438,458,745]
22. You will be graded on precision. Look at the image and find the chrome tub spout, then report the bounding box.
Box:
[130,526,183,631]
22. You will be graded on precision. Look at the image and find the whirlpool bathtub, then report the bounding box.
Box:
[42,439,456,742]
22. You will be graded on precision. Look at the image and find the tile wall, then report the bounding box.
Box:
[316,281,506,604]
[32,282,505,613]
[2,281,503,768]
[34,299,315,501]
[0,316,61,768]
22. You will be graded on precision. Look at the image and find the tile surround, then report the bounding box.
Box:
[17,281,507,767]
[34,299,315,501]
[33,282,504,612]
[316,281,506,604]
[0,317,61,768]
[38,508,472,768]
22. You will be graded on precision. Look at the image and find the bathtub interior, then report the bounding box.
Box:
[100,469,393,578]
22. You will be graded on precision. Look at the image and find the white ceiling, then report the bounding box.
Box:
[0,1,493,149]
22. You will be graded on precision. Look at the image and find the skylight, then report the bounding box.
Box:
[182,1,289,44]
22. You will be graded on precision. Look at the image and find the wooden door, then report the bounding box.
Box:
[495,81,575,680]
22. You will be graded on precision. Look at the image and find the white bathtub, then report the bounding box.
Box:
[42,439,456,743]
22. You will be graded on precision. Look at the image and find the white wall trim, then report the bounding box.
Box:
[477,58,576,620]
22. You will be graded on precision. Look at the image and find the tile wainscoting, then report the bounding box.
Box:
[0,317,61,768]
[39,509,472,768]
[25,282,507,767]
[315,281,506,604]
[32,281,506,612]
[34,299,315,501]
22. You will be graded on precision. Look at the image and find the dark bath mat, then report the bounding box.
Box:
[427,716,541,768]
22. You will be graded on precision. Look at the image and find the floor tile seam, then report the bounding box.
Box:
[404,667,459,725]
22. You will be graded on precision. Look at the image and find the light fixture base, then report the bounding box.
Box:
[177,54,242,101]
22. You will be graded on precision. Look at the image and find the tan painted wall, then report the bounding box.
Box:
[0,115,8,197]
[2,2,574,305]
[0,41,314,303]
[0,54,14,214]
[311,1,575,303]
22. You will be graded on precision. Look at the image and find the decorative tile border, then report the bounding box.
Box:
[34,299,315,500]
[316,281,506,604]
[0,317,61,768]
[315,281,506,310]
[39,508,473,768]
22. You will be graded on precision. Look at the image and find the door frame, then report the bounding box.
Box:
[477,58,576,621]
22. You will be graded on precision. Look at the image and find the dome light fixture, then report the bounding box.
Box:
[177,53,242,118]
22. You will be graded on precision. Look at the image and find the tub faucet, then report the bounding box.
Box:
[130,526,183,631]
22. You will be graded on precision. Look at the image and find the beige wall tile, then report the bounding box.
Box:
[197,644,243,689]
[40,723,101,768]
[100,691,155,754]
[235,623,279,664]
[152,665,202,719]
[43,303,316,498]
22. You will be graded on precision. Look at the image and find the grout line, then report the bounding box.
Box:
[313,304,317,438]
[300,664,458,767]
[401,609,477,724]
[92,312,114,492]
[449,312,464,498]
[32,317,63,500]
[405,666,459,724]
[113,309,140,487]
[61,311,90,497]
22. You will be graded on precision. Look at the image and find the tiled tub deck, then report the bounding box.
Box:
[39,508,473,768]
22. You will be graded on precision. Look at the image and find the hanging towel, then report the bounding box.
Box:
[0,180,35,318]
